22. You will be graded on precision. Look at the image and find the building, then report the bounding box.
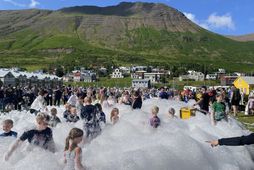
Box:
[220,75,238,86]
[131,70,146,79]
[111,69,124,78]
[0,70,16,86]
[179,71,204,81]
[144,72,165,83]
[83,73,96,82]
[206,74,217,80]
[233,76,254,95]
[73,71,82,82]
[132,79,151,88]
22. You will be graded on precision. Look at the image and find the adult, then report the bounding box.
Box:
[132,90,142,110]
[159,87,169,100]
[193,86,210,114]
[30,89,48,115]
[230,86,241,117]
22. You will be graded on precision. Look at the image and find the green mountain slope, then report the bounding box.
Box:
[0,2,254,72]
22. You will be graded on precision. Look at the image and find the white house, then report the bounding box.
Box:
[179,71,204,81]
[132,79,151,88]
[144,72,165,83]
[111,69,124,78]
[0,70,16,86]
[206,74,217,80]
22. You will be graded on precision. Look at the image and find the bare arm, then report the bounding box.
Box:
[75,147,85,170]
[210,110,215,126]
[5,139,23,161]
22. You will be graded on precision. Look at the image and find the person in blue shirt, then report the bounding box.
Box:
[0,119,17,138]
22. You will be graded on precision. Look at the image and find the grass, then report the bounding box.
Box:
[236,113,254,132]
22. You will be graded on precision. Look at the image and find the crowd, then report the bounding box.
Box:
[1,84,254,170]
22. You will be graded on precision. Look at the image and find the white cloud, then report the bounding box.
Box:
[3,0,26,7]
[29,0,40,8]
[184,12,235,30]
[207,13,235,30]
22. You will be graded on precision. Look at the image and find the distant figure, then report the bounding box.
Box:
[149,106,161,128]
[110,108,119,125]
[48,108,61,127]
[132,91,142,109]
[211,93,227,125]
[0,119,17,138]
[230,86,241,116]
[159,87,169,99]
[30,90,48,115]
[5,113,55,161]
[193,86,210,114]
[64,128,85,170]
[167,107,177,119]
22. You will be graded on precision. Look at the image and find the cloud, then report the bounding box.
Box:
[207,13,235,30]
[29,0,40,8]
[3,0,26,7]
[184,12,235,30]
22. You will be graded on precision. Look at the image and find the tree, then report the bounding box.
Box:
[55,66,64,77]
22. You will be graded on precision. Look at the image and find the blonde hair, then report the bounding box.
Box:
[36,112,50,124]
[152,106,159,115]
[84,97,92,104]
[64,128,84,151]
[110,108,119,122]
[51,108,57,115]
[3,119,14,126]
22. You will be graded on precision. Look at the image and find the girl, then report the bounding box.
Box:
[64,128,85,170]
[110,108,119,125]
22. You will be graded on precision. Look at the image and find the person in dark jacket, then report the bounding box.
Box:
[132,91,142,110]
[206,133,254,147]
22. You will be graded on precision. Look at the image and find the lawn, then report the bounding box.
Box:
[236,113,254,132]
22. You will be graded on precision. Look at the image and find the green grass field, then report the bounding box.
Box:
[236,113,254,132]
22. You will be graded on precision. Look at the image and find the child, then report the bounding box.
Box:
[167,107,177,119]
[63,104,72,119]
[0,119,17,137]
[5,112,55,161]
[48,108,61,127]
[66,107,80,123]
[64,128,85,170]
[110,108,119,125]
[150,106,161,128]
[94,103,106,124]
[211,93,227,125]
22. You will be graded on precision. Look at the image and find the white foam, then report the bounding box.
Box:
[0,99,253,170]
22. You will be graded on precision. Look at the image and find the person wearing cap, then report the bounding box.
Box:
[5,112,55,161]
[193,86,210,114]
[167,107,177,119]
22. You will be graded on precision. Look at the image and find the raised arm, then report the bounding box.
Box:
[5,139,23,161]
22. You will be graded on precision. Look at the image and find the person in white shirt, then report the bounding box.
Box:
[30,90,48,115]
[67,90,78,107]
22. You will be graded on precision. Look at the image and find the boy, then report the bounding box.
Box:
[66,107,80,123]
[5,112,55,161]
[48,108,61,127]
[150,106,161,128]
[0,119,17,137]
[211,93,227,125]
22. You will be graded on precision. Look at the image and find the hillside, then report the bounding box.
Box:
[0,2,254,73]
[227,34,254,42]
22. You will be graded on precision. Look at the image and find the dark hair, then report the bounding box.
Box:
[39,89,48,96]
[94,103,102,112]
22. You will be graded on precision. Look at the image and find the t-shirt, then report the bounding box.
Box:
[19,127,55,151]
[80,105,97,122]
[199,93,210,112]
[0,131,17,137]
[212,101,226,121]
[150,116,160,128]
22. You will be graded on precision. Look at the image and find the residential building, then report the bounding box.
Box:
[111,69,124,78]
[132,79,151,88]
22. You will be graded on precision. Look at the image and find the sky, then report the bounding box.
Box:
[0,0,253,36]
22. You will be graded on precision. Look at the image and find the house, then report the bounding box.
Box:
[111,69,124,78]
[206,74,217,80]
[220,75,238,86]
[73,71,82,82]
[83,73,96,82]
[233,76,254,95]
[131,70,146,79]
[119,67,130,74]
[0,71,16,86]
[179,71,204,81]
[144,72,165,83]
[132,79,151,88]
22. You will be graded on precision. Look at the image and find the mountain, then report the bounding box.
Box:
[227,34,254,42]
[0,2,254,73]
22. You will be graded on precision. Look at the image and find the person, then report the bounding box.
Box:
[30,89,48,115]
[230,86,241,117]
[5,112,55,161]
[94,103,106,124]
[244,94,254,115]
[67,90,78,107]
[167,107,177,119]
[80,97,100,141]
[48,108,61,127]
[206,133,254,147]
[110,108,119,125]
[54,86,62,107]
[159,87,169,99]
[193,86,210,114]
[64,128,85,170]
[132,91,142,110]
[66,107,80,123]
[211,93,227,125]
[150,106,160,128]
[0,119,17,137]
[63,104,72,120]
